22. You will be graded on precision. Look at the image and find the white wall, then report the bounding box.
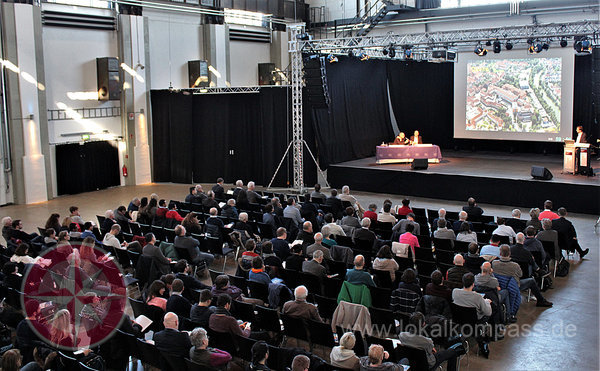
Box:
[306,0,359,24]
[42,22,121,145]
[229,40,271,86]
[146,10,204,89]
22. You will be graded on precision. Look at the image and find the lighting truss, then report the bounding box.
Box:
[298,21,599,53]
[189,86,263,94]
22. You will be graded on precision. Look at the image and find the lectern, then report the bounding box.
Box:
[563,140,576,174]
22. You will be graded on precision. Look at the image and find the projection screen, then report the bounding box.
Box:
[454,48,575,142]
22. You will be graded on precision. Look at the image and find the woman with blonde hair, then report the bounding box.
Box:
[50,309,74,348]
[330,332,360,370]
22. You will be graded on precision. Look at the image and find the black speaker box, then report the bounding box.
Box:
[97,57,120,101]
[531,166,553,180]
[188,60,209,88]
[411,158,429,170]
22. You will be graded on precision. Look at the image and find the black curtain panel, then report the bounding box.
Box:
[150,87,315,187]
[56,141,119,195]
[150,90,172,182]
[573,53,598,142]
[309,57,394,168]
[387,60,455,150]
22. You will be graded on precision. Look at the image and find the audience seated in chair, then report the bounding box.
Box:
[359,343,402,370]
[445,255,470,289]
[189,327,232,368]
[345,255,375,287]
[166,278,192,319]
[491,245,552,307]
[190,289,216,327]
[398,312,463,371]
[424,270,452,302]
[306,233,331,260]
[330,332,360,370]
[285,244,305,272]
[302,250,327,282]
[153,312,192,358]
[282,285,323,322]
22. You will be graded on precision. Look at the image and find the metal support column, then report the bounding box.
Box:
[289,24,305,192]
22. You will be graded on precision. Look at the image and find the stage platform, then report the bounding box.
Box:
[328,151,600,215]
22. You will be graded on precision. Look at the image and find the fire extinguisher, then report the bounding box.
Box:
[122,165,128,177]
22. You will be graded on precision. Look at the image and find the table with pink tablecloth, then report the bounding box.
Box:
[376,144,442,164]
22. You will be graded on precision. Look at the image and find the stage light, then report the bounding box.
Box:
[357,51,369,61]
[404,49,412,59]
[297,32,311,41]
[574,36,592,54]
[326,54,338,64]
[542,42,549,51]
[560,38,568,47]
[485,40,492,46]
[474,44,487,56]
[493,40,501,53]
[528,40,543,54]
[388,46,396,58]
[382,48,388,56]
[505,41,513,50]
[348,50,355,58]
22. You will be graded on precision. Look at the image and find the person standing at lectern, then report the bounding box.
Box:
[410,130,423,145]
[393,132,410,145]
[575,125,587,144]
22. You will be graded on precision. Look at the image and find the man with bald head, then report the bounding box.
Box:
[153,312,192,358]
[345,255,376,287]
[492,245,552,307]
[445,254,470,288]
[282,285,323,322]
[476,262,514,323]
[297,221,315,250]
[306,232,331,260]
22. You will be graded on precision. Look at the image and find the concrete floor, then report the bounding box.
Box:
[2,182,598,370]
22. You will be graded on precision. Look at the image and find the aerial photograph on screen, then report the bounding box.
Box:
[466,58,562,133]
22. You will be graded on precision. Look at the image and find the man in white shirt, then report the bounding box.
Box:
[575,125,587,144]
[102,224,142,253]
[377,203,397,224]
[284,198,304,227]
[492,217,517,244]
[323,213,345,237]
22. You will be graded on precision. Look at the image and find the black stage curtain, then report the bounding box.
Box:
[56,140,120,195]
[309,57,394,168]
[150,87,315,187]
[387,60,455,150]
[573,53,598,143]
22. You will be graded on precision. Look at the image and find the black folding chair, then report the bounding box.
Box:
[247,280,269,303]
[368,307,397,338]
[281,313,309,345]
[314,294,338,321]
[255,305,282,334]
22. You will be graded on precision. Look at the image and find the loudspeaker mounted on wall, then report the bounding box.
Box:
[531,166,553,180]
[411,158,429,170]
[97,57,121,101]
[188,60,209,88]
